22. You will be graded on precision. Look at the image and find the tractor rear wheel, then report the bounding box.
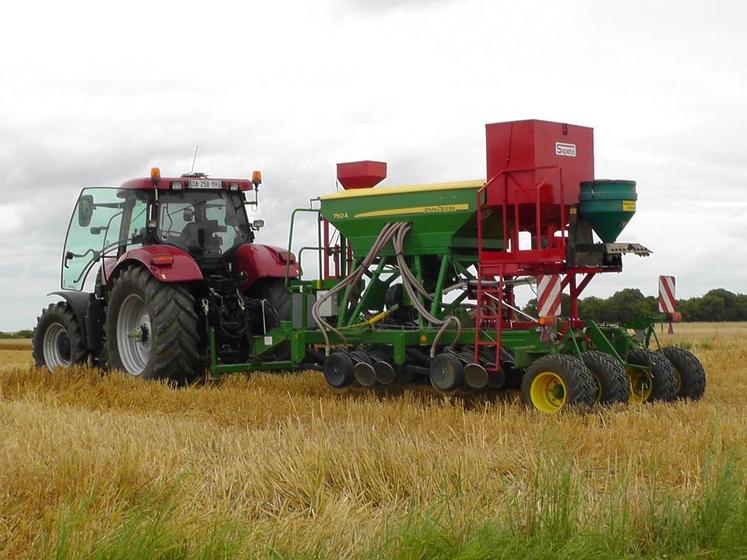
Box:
[33,302,87,371]
[581,351,629,405]
[255,278,291,359]
[106,267,201,384]
[626,348,678,404]
[662,347,706,400]
[256,279,291,325]
[521,354,596,413]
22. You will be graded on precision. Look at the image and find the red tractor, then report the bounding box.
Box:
[33,168,298,383]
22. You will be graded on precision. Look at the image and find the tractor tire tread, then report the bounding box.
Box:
[628,348,678,403]
[582,350,630,404]
[662,347,706,400]
[521,353,597,411]
[32,302,87,368]
[107,266,201,384]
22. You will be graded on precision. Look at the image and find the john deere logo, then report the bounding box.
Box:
[355,203,470,219]
[424,205,459,213]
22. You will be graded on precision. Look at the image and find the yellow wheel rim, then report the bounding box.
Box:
[674,370,682,393]
[530,371,567,413]
[590,372,602,403]
[627,368,653,403]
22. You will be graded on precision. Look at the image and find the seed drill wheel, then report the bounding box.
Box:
[521,354,596,413]
[323,351,354,388]
[369,350,397,385]
[106,267,201,385]
[464,362,489,390]
[33,302,87,371]
[662,347,706,400]
[626,348,678,404]
[351,351,376,386]
[430,353,464,391]
[581,351,630,405]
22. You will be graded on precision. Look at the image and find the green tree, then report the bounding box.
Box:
[523,287,746,323]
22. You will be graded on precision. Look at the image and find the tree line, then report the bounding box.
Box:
[523,288,747,323]
[0,330,34,339]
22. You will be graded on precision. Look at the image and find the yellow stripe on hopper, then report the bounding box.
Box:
[320,179,484,201]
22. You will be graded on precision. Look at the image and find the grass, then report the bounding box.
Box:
[0,323,745,558]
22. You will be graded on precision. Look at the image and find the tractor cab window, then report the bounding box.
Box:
[62,188,149,291]
[156,190,250,256]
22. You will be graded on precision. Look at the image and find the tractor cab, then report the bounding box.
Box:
[61,170,261,291]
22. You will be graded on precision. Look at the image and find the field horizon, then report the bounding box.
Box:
[0,323,745,558]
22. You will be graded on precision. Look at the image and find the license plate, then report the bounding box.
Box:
[188,179,222,189]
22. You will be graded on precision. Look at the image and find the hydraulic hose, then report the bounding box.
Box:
[312,221,461,357]
[312,223,399,354]
[391,222,461,357]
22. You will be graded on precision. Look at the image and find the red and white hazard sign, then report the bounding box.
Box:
[658,275,676,313]
[537,275,562,317]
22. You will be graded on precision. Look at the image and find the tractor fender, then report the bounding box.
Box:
[235,243,299,290]
[47,290,105,352]
[109,246,204,284]
[48,290,92,342]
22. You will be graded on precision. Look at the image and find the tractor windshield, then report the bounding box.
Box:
[156,190,250,257]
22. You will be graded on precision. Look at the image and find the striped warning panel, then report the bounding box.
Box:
[658,275,676,313]
[537,274,562,317]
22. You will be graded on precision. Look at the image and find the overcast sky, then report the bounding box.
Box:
[1,0,745,330]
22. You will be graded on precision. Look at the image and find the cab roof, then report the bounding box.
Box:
[119,177,254,191]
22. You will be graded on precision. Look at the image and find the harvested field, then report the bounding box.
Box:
[0,324,745,558]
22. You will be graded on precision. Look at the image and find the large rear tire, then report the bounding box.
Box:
[257,279,291,323]
[33,302,87,371]
[581,351,630,405]
[255,278,291,359]
[627,348,678,404]
[106,267,201,384]
[662,347,706,400]
[521,354,596,413]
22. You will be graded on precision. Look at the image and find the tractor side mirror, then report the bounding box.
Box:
[183,207,194,222]
[78,195,94,227]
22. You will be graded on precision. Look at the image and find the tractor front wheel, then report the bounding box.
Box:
[581,351,629,405]
[33,302,87,371]
[662,347,706,400]
[626,348,678,404]
[521,354,596,413]
[106,267,201,384]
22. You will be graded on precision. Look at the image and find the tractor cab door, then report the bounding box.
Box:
[62,188,148,291]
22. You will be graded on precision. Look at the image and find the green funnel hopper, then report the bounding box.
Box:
[579,180,637,243]
[319,180,499,256]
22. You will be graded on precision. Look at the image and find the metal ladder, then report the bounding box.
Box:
[473,265,504,372]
